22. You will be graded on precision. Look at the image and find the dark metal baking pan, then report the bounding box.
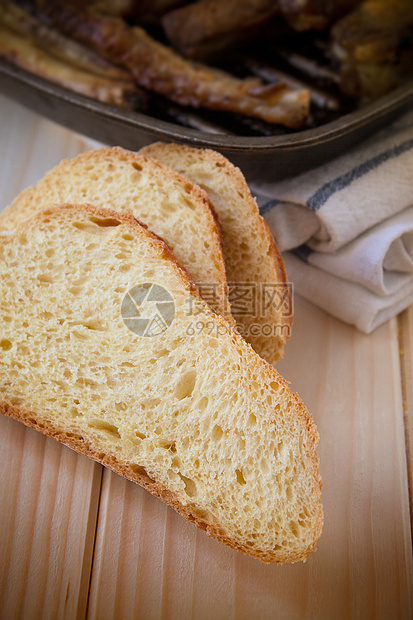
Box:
[1,57,412,185]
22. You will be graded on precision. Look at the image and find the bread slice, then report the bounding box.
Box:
[0,204,322,564]
[140,142,292,365]
[0,146,231,320]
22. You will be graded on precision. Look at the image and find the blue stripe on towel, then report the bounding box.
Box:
[307,137,413,211]
[293,244,313,262]
[259,199,281,215]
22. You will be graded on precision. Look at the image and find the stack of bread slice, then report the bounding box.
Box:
[0,145,322,564]
[0,145,292,364]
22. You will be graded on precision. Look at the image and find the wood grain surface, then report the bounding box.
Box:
[399,306,413,541]
[0,96,412,620]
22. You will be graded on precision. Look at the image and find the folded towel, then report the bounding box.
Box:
[253,110,413,333]
[283,253,413,334]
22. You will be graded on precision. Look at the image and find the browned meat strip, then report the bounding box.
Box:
[1,1,134,79]
[162,0,280,58]
[0,1,142,107]
[27,0,310,127]
[92,0,188,23]
[0,28,141,106]
[279,0,360,31]
[331,0,413,101]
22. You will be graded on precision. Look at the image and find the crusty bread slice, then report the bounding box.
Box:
[0,146,231,320]
[140,142,292,365]
[0,204,322,564]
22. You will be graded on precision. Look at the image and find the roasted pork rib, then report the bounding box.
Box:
[20,0,309,128]
[331,0,413,101]
[162,0,280,58]
[279,0,361,31]
[0,0,142,106]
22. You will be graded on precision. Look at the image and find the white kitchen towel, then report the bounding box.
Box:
[283,252,413,334]
[255,110,413,253]
[294,205,413,296]
[252,110,413,333]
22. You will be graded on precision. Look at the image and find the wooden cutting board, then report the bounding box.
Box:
[0,96,412,620]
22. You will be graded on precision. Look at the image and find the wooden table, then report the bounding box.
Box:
[0,96,412,620]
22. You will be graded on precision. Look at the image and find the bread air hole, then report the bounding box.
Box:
[198,396,209,411]
[37,274,54,284]
[89,216,121,228]
[290,521,299,538]
[211,424,223,442]
[160,200,177,213]
[178,473,197,497]
[69,286,84,297]
[191,507,211,522]
[153,348,169,360]
[88,420,121,439]
[73,219,120,235]
[72,330,87,341]
[260,457,270,475]
[119,264,132,273]
[235,469,246,485]
[172,455,181,469]
[130,464,154,483]
[174,369,197,400]
[248,413,257,426]
[159,439,176,452]
[77,319,106,332]
[0,339,12,351]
